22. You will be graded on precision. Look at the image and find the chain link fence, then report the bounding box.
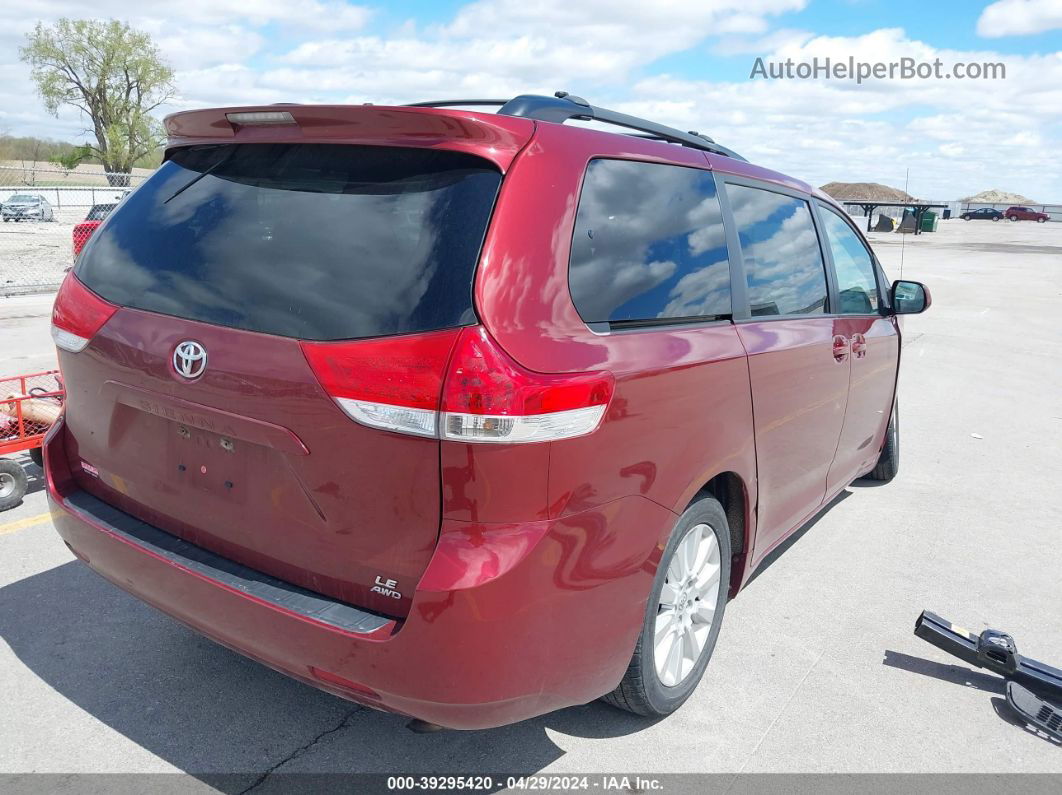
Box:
[0,165,151,297]
[959,202,1061,221]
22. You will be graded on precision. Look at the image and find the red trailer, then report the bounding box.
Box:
[1,370,64,511]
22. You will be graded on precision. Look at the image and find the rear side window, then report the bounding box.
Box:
[727,184,827,317]
[569,159,731,325]
[819,206,880,314]
[75,144,502,341]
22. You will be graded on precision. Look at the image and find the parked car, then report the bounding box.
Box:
[45,95,930,730]
[1,194,54,222]
[72,203,118,257]
[960,208,1003,221]
[1004,206,1049,222]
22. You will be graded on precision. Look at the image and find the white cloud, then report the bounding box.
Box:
[2,1,1060,200]
[978,0,1062,37]
[23,0,372,31]
[612,28,1062,199]
[710,28,814,55]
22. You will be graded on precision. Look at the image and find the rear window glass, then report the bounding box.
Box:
[569,159,731,326]
[75,144,502,340]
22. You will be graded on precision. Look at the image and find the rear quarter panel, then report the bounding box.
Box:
[471,123,758,558]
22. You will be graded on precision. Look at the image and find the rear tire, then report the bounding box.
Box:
[0,459,29,512]
[602,496,731,717]
[29,447,44,469]
[866,404,899,482]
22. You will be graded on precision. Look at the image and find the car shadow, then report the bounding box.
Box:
[20,454,46,499]
[0,560,659,787]
[742,490,852,589]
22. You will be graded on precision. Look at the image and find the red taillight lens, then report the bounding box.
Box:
[440,326,614,443]
[301,325,614,443]
[300,329,461,438]
[51,273,118,353]
[72,221,100,257]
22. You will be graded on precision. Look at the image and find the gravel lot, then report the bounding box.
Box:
[0,209,83,294]
[0,219,1060,788]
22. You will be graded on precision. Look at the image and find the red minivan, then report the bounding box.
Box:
[44,94,930,729]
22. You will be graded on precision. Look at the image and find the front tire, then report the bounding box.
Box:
[603,496,731,717]
[1038,217,1047,223]
[1008,215,1018,222]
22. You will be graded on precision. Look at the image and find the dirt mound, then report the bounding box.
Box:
[961,189,1037,204]
[819,182,915,202]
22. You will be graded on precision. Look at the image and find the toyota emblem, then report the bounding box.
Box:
[173,340,208,379]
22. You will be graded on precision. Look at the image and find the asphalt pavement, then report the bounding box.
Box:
[1,220,1060,786]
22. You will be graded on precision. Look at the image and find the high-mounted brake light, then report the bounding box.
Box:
[301,326,614,443]
[51,273,118,353]
[225,111,297,126]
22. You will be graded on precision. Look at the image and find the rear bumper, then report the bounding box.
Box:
[44,419,674,729]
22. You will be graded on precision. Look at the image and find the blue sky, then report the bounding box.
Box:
[2,0,1061,199]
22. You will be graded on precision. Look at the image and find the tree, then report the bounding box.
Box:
[20,19,175,186]
[50,144,94,171]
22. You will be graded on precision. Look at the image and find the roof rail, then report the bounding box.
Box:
[403,93,745,161]
[405,99,509,108]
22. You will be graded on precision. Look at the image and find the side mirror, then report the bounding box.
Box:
[891,280,931,315]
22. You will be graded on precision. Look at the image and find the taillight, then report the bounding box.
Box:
[301,329,461,438]
[51,273,118,353]
[72,222,99,257]
[301,326,614,444]
[440,326,614,443]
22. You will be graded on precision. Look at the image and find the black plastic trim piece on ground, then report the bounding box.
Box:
[914,610,1062,699]
[1006,681,1062,742]
[64,490,391,635]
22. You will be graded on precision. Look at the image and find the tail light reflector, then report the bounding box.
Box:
[302,326,614,444]
[51,273,118,353]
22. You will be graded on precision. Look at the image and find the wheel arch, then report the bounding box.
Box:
[687,471,751,598]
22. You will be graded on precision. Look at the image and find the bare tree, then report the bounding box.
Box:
[20,140,45,186]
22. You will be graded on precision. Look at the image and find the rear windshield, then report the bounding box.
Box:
[76,144,502,340]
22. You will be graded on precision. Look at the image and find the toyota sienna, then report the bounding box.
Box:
[44,93,931,729]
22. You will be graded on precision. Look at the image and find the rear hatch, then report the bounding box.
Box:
[61,125,518,617]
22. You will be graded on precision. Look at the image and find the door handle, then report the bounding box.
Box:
[832,335,849,362]
[851,334,868,358]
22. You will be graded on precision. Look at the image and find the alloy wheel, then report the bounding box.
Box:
[654,523,722,687]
